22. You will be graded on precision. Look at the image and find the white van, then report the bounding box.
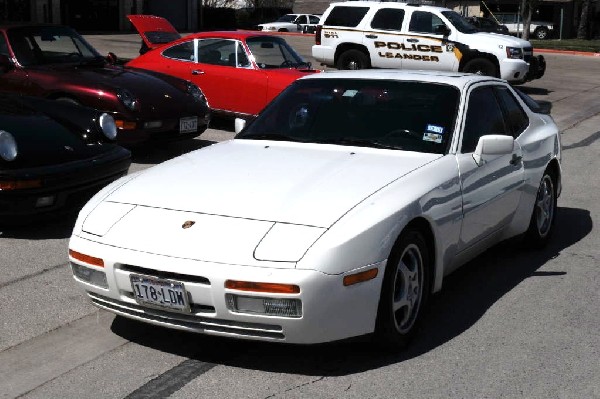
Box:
[312,2,546,83]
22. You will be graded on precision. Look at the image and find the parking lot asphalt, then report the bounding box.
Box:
[0,33,599,399]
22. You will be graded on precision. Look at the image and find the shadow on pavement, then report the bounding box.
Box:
[0,211,78,240]
[131,138,216,165]
[110,206,592,376]
[519,86,551,96]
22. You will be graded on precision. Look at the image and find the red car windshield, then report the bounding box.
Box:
[7,26,102,66]
[246,36,308,69]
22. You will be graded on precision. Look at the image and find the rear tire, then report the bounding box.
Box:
[462,58,498,78]
[336,49,371,70]
[374,229,431,350]
[534,27,549,40]
[525,168,557,247]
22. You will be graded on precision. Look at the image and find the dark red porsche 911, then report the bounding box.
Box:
[0,24,210,146]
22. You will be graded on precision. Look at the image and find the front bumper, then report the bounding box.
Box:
[115,114,210,147]
[0,147,131,222]
[524,55,546,81]
[69,235,385,344]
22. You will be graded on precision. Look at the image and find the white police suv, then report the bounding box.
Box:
[312,1,545,83]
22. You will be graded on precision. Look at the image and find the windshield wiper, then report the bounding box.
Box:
[317,137,403,150]
[239,133,305,142]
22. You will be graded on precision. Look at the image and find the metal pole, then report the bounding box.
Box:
[559,6,564,40]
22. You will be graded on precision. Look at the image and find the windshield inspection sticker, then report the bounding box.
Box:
[423,132,443,144]
[426,124,445,134]
[342,89,359,97]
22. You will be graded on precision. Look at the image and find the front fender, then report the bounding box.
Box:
[297,155,463,293]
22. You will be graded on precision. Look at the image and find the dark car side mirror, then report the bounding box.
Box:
[0,54,14,73]
[106,52,118,65]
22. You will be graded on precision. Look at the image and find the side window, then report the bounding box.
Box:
[409,11,446,34]
[162,41,194,61]
[309,16,320,24]
[371,9,405,31]
[323,6,369,27]
[461,86,509,153]
[197,39,249,68]
[494,86,529,137]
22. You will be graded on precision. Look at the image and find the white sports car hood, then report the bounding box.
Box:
[104,140,439,228]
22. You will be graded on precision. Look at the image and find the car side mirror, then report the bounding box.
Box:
[0,54,14,73]
[106,52,118,65]
[473,135,514,166]
[234,118,247,134]
[435,25,451,37]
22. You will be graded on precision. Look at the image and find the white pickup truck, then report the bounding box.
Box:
[312,2,546,83]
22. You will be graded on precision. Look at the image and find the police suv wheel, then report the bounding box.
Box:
[337,49,371,70]
[463,58,498,78]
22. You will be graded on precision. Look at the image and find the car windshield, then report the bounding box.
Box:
[442,11,479,34]
[246,36,308,69]
[7,26,102,66]
[276,15,297,23]
[238,79,460,154]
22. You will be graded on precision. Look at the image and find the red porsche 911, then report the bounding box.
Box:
[126,15,320,119]
[0,24,210,146]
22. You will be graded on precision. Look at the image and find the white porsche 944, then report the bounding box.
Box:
[69,70,561,348]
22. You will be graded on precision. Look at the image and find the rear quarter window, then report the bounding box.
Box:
[324,6,369,27]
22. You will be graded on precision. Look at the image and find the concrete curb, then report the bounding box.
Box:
[534,47,600,57]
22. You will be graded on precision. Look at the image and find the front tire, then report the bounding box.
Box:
[336,49,371,70]
[525,169,557,247]
[375,229,431,350]
[462,58,498,78]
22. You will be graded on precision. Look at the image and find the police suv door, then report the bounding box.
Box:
[363,7,406,69]
[403,9,456,71]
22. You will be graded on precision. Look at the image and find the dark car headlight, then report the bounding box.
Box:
[187,82,209,106]
[99,113,118,140]
[116,89,139,111]
[0,130,18,161]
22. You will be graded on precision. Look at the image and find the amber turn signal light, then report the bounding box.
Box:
[69,249,104,268]
[0,179,42,190]
[343,268,378,286]
[115,120,137,130]
[225,280,300,294]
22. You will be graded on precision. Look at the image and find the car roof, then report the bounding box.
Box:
[328,1,451,13]
[182,31,289,40]
[299,69,505,89]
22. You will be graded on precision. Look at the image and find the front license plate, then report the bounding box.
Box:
[179,117,198,133]
[130,274,190,313]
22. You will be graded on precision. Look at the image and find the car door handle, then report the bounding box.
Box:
[406,38,419,43]
[510,154,522,165]
[192,70,205,75]
[365,34,378,39]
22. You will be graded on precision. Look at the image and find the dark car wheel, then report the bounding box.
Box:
[374,229,431,350]
[337,49,371,70]
[534,27,550,40]
[525,168,557,247]
[462,58,498,78]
